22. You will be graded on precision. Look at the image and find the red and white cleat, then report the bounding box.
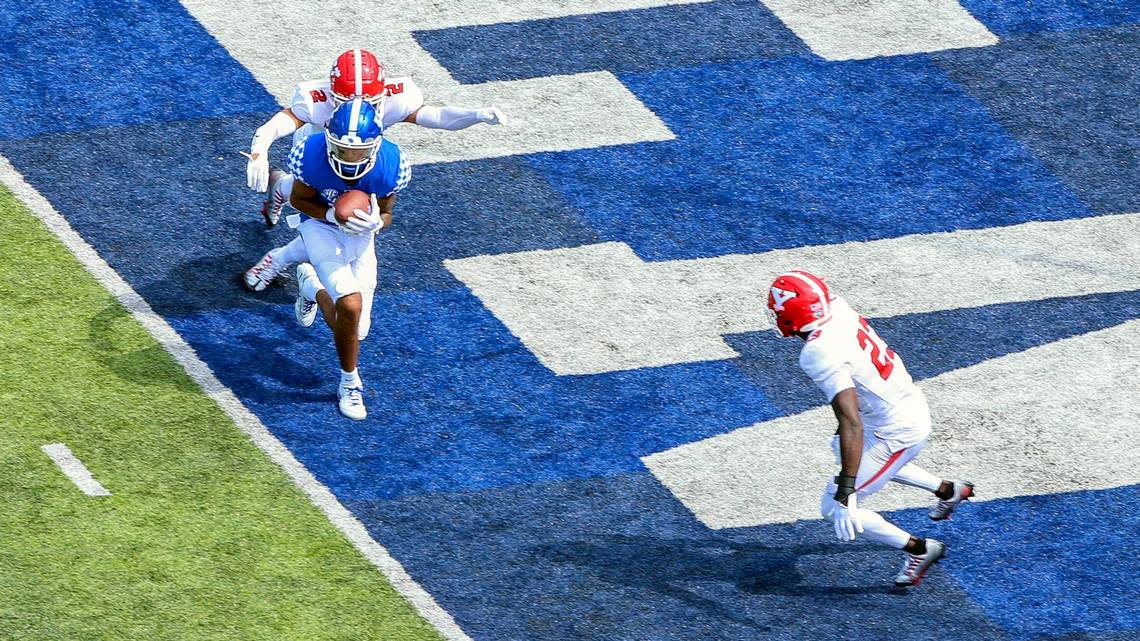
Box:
[242,251,285,292]
[930,481,975,521]
[895,539,945,588]
[261,168,287,226]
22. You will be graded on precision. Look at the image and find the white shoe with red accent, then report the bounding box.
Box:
[242,251,285,292]
[261,168,287,226]
[895,539,945,587]
[930,480,975,521]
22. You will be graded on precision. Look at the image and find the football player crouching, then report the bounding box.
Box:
[766,271,975,587]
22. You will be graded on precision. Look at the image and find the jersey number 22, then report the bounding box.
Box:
[856,316,897,380]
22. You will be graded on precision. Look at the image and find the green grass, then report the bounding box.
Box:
[0,186,444,641]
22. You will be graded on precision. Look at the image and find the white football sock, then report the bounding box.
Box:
[891,462,942,493]
[269,237,308,268]
[274,172,295,205]
[855,508,911,549]
[340,368,362,388]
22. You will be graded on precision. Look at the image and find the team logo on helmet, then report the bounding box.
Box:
[770,287,797,309]
[765,271,833,338]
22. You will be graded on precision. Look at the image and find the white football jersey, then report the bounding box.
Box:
[289,76,425,131]
[798,297,930,447]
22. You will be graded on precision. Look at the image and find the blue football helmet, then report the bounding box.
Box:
[325,98,383,180]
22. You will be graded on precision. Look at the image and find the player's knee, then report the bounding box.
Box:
[336,292,362,320]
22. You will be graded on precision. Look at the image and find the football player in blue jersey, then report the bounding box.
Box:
[254,98,410,420]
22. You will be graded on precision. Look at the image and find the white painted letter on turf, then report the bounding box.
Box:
[446,214,1140,375]
[180,0,687,165]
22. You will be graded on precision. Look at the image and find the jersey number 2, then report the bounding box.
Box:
[856,316,897,380]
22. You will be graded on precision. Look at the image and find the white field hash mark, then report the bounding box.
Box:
[0,156,473,641]
[41,443,112,496]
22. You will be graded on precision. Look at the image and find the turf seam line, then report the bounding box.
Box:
[41,443,112,496]
[0,155,473,641]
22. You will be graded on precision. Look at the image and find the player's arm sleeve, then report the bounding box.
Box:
[800,346,855,402]
[288,84,319,123]
[411,105,491,130]
[250,110,301,157]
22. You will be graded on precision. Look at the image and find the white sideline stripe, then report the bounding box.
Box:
[0,156,472,641]
[644,319,1140,529]
[41,443,111,496]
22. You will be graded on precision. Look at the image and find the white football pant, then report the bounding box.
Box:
[821,433,943,549]
[297,218,377,340]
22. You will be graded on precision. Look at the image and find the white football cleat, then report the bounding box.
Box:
[338,384,367,421]
[930,480,975,521]
[294,263,319,328]
[261,167,287,226]
[895,539,945,587]
[242,251,285,292]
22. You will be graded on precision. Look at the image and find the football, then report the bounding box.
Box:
[334,189,371,224]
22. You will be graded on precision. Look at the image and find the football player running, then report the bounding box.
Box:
[766,271,975,587]
[282,97,409,420]
[245,47,503,226]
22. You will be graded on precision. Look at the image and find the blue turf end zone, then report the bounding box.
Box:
[526,53,1092,260]
[959,0,1140,35]
[922,484,1140,639]
[0,0,277,140]
[412,0,809,84]
[933,25,1140,214]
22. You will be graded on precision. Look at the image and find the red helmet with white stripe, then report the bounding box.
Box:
[329,49,385,106]
[766,270,834,337]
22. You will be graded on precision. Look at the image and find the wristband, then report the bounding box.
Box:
[833,474,857,504]
[325,206,338,224]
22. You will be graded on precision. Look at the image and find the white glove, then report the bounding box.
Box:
[831,494,864,542]
[343,208,382,235]
[246,152,269,192]
[476,107,505,126]
[366,193,387,231]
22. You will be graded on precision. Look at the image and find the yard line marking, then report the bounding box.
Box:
[0,155,472,641]
[41,443,111,496]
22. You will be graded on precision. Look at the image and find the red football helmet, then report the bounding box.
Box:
[766,270,834,337]
[329,48,385,106]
